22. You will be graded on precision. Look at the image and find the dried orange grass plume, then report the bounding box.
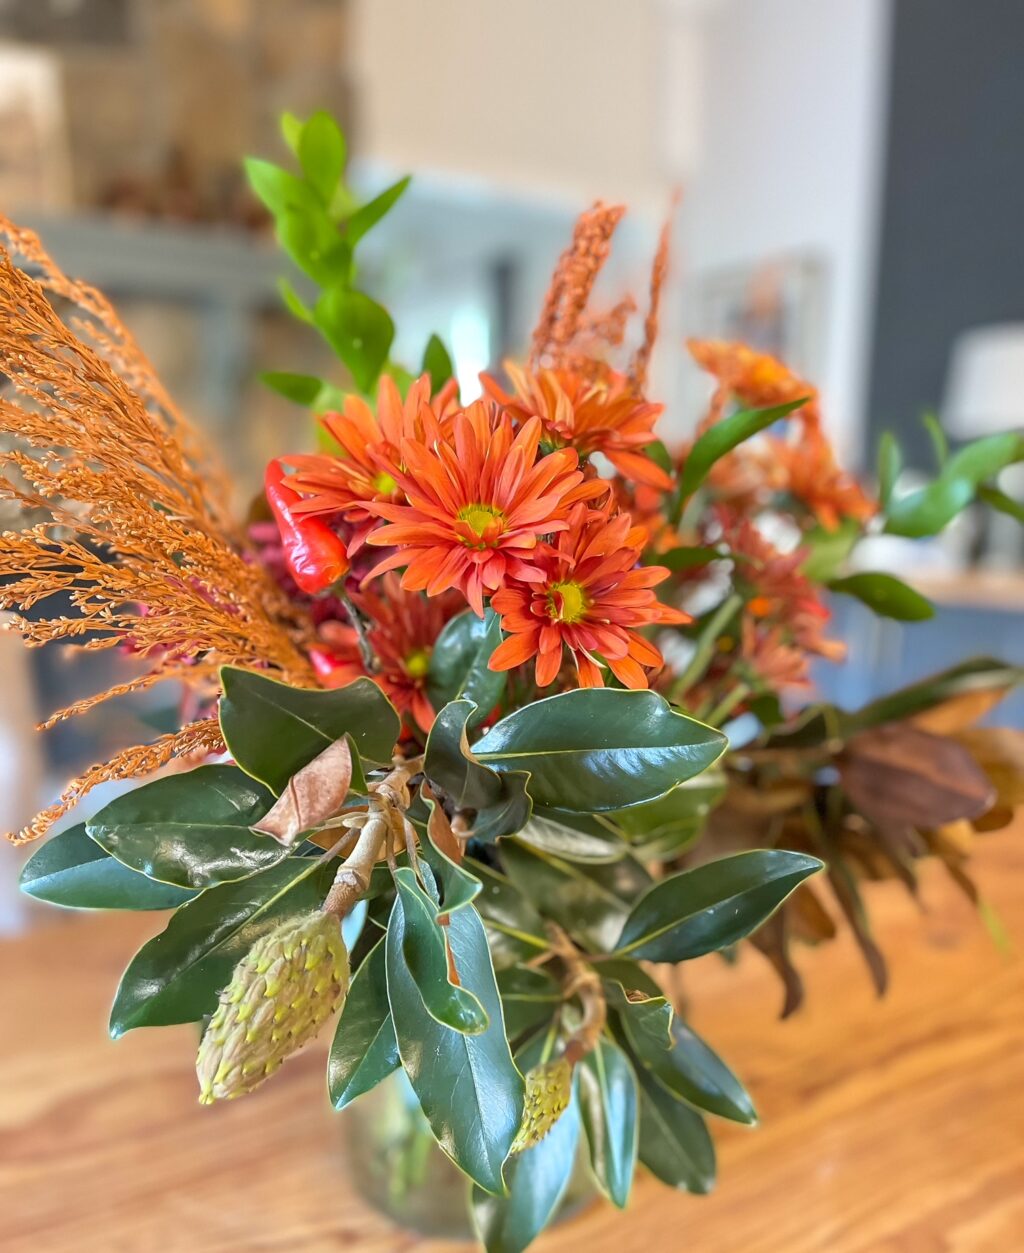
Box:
[0,217,312,844]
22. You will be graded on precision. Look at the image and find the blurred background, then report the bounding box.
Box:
[1,0,1022,914]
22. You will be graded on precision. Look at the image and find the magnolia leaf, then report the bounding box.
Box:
[392,868,489,1034]
[19,824,195,911]
[473,689,727,813]
[328,934,399,1109]
[387,899,524,1194]
[517,809,627,863]
[496,965,561,1038]
[501,839,652,952]
[677,400,805,502]
[828,572,934,622]
[465,857,548,967]
[749,909,805,1019]
[614,850,823,962]
[219,667,398,794]
[87,765,285,890]
[471,1081,581,1253]
[110,857,336,1034]
[427,610,505,727]
[636,1069,715,1193]
[251,736,354,845]
[577,1038,639,1207]
[839,723,995,829]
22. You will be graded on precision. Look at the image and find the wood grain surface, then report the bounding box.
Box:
[2,831,1023,1252]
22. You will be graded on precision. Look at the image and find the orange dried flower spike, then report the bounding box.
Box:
[362,402,602,617]
[489,503,689,690]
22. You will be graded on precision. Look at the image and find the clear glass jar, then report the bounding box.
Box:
[343,1071,595,1240]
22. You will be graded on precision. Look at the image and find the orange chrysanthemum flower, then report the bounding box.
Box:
[687,338,821,429]
[769,425,876,531]
[482,362,671,490]
[310,575,463,733]
[489,504,689,690]
[284,374,456,551]
[363,401,601,616]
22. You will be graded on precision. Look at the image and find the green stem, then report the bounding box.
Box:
[703,682,750,727]
[670,592,743,701]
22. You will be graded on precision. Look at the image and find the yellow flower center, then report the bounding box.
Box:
[547,580,588,624]
[404,648,430,679]
[457,503,505,548]
[374,471,397,495]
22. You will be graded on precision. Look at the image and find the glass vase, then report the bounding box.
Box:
[343,1071,595,1240]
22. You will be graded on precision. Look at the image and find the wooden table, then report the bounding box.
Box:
[3,832,1023,1252]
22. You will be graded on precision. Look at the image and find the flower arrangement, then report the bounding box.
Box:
[5,111,1023,1250]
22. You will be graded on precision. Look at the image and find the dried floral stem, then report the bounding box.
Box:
[321,755,424,916]
[547,923,607,1064]
[628,200,676,394]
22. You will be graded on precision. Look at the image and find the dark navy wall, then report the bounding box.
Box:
[867,0,1024,466]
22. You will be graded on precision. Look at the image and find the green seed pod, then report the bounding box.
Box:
[511,1056,573,1152]
[197,910,349,1104]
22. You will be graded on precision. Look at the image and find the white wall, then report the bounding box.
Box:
[681,0,891,460]
[351,0,694,211]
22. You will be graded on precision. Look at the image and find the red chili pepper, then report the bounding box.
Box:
[264,460,349,595]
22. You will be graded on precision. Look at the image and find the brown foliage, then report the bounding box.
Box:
[0,217,313,843]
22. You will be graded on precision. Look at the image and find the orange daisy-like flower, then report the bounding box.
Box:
[310,575,463,733]
[284,374,457,551]
[482,362,671,490]
[489,503,689,690]
[363,401,601,616]
[687,338,821,429]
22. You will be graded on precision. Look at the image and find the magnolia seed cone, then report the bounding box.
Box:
[197,911,349,1104]
[511,1056,573,1153]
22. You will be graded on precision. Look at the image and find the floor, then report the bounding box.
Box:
[2,829,1023,1252]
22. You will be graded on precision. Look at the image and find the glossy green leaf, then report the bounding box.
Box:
[87,765,284,890]
[298,110,346,206]
[654,545,726,572]
[609,982,756,1125]
[315,285,395,392]
[219,667,398,794]
[828,572,935,622]
[610,776,725,859]
[259,370,324,405]
[517,809,627,863]
[392,867,488,1034]
[677,400,805,502]
[280,111,303,156]
[473,689,727,813]
[577,1037,638,1208]
[278,205,350,284]
[425,701,532,840]
[472,1083,581,1253]
[614,850,823,962]
[110,856,336,1035]
[465,858,548,968]
[978,483,1024,524]
[419,812,482,915]
[19,824,195,911]
[386,900,524,1194]
[876,431,902,509]
[799,517,861,582]
[421,332,455,391]
[427,611,505,728]
[637,1069,715,1193]
[501,839,652,952]
[885,431,1024,537]
[277,276,314,324]
[922,412,948,467]
[244,157,320,217]
[496,965,561,1038]
[346,176,411,245]
[328,934,399,1109]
